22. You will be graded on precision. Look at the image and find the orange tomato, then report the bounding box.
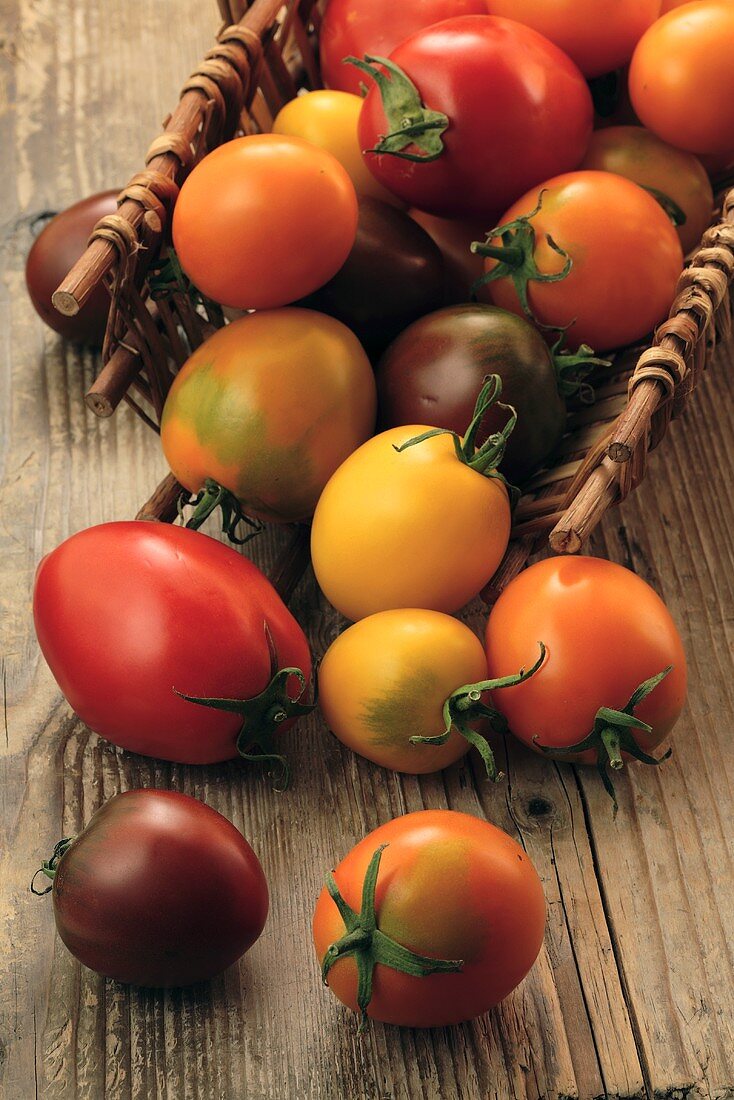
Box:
[172,134,357,309]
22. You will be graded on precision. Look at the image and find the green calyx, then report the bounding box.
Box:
[175,624,315,790]
[640,186,687,229]
[30,837,75,896]
[534,667,674,812]
[178,479,263,546]
[548,326,610,399]
[470,191,572,322]
[410,643,546,782]
[149,248,225,326]
[393,374,518,496]
[346,55,449,162]
[321,844,463,1029]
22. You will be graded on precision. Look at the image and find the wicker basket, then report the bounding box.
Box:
[52,0,734,603]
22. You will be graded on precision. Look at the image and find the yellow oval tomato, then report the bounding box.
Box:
[580,127,713,255]
[319,610,488,773]
[311,420,511,621]
[272,90,401,207]
[161,309,376,523]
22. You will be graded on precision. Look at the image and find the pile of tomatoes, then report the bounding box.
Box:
[29,0,730,1029]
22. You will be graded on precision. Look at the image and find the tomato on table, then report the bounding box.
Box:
[172,134,358,310]
[356,16,592,220]
[311,377,512,622]
[477,170,683,351]
[580,127,713,255]
[161,309,376,525]
[318,609,544,778]
[485,0,661,78]
[319,0,487,97]
[34,790,268,987]
[313,809,546,1026]
[629,2,734,156]
[33,522,314,776]
[484,556,687,806]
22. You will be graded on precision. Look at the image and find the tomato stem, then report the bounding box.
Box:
[534,666,674,812]
[321,844,463,1028]
[641,185,687,228]
[548,326,610,398]
[30,837,75,896]
[346,55,449,163]
[178,479,263,546]
[410,642,546,783]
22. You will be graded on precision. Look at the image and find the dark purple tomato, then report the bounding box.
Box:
[376,304,567,483]
[25,190,118,344]
[409,208,487,305]
[44,790,269,987]
[299,197,444,358]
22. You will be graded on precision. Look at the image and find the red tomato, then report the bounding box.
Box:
[629,2,734,156]
[33,522,313,771]
[485,0,661,78]
[319,0,487,97]
[172,135,357,309]
[357,16,593,219]
[35,790,268,987]
[485,557,687,803]
[313,810,545,1026]
[480,171,683,351]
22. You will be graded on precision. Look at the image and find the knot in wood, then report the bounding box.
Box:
[628,346,688,400]
[145,131,195,169]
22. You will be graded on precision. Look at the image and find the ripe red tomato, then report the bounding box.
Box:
[313,809,546,1026]
[172,135,358,309]
[485,557,687,804]
[34,790,268,987]
[357,16,593,219]
[33,522,313,772]
[629,2,734,156]
[479,171,683,351]
[485,0,661,78]
[319,0,487,97]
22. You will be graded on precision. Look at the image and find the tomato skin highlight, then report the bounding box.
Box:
[160,309,377,523]
[484,556,687,764]
[313,809,546,1027]
[311,425,511,622]
[318,609,488,773]
[33,522,312,764]
[357,16,593,220]
[172,134,358,310]
[50,790,268,987]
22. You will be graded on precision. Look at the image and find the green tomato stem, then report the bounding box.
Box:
[30,837,75,896]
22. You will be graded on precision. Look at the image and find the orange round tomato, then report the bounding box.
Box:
[629,2,734,156]
[172,135,358,310]
[485,557,687,803]
[272,90,401,206]
[485,0,661,78]
[580,127,713,255]
[313,809,546,1026]
[160,309,376,523]
[311,382,512,620]
[480,171,683,351]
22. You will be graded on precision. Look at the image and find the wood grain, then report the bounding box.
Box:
[1,2,733,1098]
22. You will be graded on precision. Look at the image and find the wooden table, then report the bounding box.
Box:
[1,3,733,1098]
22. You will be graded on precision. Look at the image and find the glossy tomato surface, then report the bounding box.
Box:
[580,127,713,255]
[51,790,268,986]
[311,425,510,621]
[485,0,661,78]
[409,209,487,304]
[160,309,376,523]
[313,809,546,1026]
[33,522,312,763]
[376,304,566,483]
[320,0,487,96]
[629,2,734,155]
[172,135,358,309]
[483,171,683,351]
[319,610,488,772]
[358,16,593,219]
[484,556,687,762]
[26,191,118,344]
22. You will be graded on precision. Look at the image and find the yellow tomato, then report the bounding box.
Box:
[311,409,511,621]
[272,90,402,207]
[319,610,488,773]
